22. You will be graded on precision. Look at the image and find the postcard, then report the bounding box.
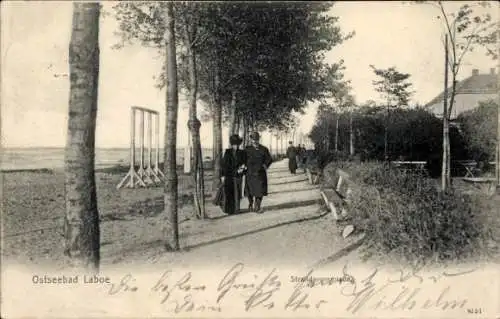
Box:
[1,1,499,318]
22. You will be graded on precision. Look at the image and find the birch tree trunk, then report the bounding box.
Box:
[64,2,101,273]
[184,21,205,219]
[163,2,179,250]
[349,111,355,156]
[442,34,451,192]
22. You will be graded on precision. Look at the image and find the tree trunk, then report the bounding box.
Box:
[269,133,273,155]
[275,132,279,156]
[228,92,237,136]
[280,132,284,154]
[241,117,247,146]
[384,106,389,161]
[212,103,222,189]
[163,2,179,251]
[212,71,223,191]
[325,118,330,153]
[234,113,240,134]
[184,20,206,219]
[442,34,451,192]
[64,2,100,273]
[349,112,355,156]
[496,31,500,188]
[334,115,339,152]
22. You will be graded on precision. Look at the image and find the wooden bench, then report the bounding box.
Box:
[305,156,322,184]
[306,167,322,184]
[391,161,427,175]
[320,168,357,238]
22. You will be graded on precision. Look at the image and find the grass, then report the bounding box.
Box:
[323,160,499,265]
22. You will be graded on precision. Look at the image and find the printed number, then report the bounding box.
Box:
[467,308,483,314]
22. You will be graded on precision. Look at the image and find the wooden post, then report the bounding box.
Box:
[138,110,145,178]
[143,111,156,184]
[131,108,136,170]
[154,113,164,178]
[148,112,153,169]
[117,107,146,189]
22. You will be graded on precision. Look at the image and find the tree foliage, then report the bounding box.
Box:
[457,99,498,162]
[370,65,413,107]
[113,2,353,131]
[309,106,469,163]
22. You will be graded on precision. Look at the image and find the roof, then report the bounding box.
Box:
[425,69,498,118]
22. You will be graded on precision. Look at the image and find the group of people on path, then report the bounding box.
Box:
[220,132,273,215]
[286,141,307,174]
[218,132,310,215]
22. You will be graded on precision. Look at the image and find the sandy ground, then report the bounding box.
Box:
[2,160,357,271]
[1,166,198,267]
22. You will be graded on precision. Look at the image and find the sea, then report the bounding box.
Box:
[1,147,214,171]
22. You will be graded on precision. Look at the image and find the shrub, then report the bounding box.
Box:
[310,106,470,164]
[324,161,487,264]
[457,99,498,162]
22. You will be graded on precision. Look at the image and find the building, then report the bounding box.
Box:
[425,68,498,120]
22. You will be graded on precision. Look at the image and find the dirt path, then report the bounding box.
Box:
[101,159,350,271]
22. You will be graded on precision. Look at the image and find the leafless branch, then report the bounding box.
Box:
[438,1,458,68]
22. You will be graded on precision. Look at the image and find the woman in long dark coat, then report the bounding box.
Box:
[221,134,247,214]
[244,131,273,213]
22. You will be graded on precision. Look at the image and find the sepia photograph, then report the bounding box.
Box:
[1,1,499,318]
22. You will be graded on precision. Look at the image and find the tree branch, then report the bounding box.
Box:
[456,23,482,70]
[439,1,458,68]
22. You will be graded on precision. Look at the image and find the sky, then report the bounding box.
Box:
[1,1,498,149]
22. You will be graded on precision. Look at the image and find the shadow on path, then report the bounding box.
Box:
[309,234,366,269]
[269,167,292,174]
[269,179,308,186]
[182,210,329,252]
[106,209,331,263]
[207,208,254,220]
[207,199,319,221]
[262,199,320,212]
[268,187,318,195]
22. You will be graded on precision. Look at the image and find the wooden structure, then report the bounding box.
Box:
[317,168,355,238]
[390,161,427,175]
[117,106,164,189]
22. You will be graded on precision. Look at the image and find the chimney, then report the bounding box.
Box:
[490,68,495,75]
[472,69,479,76]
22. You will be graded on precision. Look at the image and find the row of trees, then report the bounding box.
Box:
[314,64,414,159]
[113,2,352,218]
[64,2,352,271]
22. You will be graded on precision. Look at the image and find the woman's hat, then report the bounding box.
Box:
[249,131,260,140]
[229,134,243,145]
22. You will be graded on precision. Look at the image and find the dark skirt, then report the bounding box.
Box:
[288,157,297,173]
[223,176,242,214]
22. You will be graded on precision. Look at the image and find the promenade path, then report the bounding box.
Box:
[101,159,355,271]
